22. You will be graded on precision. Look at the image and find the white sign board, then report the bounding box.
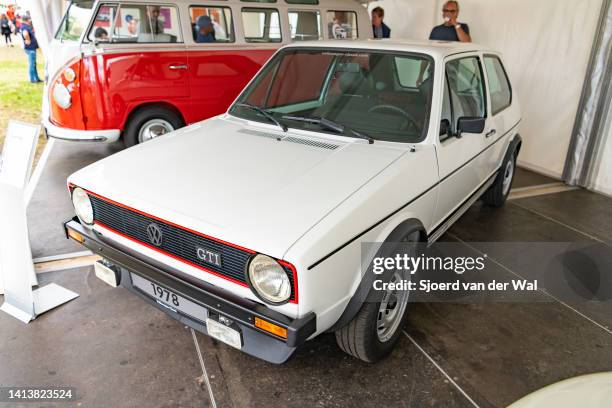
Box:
[0,121,39,189]
[0,120,78,322]
[0,121,39,294]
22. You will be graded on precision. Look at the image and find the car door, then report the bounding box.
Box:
[482,53,516,174]
[433,54,491,226]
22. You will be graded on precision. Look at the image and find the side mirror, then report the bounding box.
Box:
[439,118,452,138]
[457,117,485,137]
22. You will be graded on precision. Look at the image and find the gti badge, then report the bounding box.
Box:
[196,246,222,268]
[146,223,163,247]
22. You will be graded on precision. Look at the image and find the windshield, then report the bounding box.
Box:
[230,49,434,143]
[55,1,94,41]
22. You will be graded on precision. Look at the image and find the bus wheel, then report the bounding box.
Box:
[124,107,184,147]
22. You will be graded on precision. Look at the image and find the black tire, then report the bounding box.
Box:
[482,148,517,207]
[123,106,184,147]
[335,237,415,363]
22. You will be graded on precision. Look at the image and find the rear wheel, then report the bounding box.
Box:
[482,149,516,207]
[123,107,184,147]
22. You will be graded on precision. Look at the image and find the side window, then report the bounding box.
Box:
[484,56,512,115]
[445,56,485,122]
[88,4,118,42]
[326,11,357,39]
[190,6,234,43]
[286,0,318,4]
[242,8,281,42]
[89,4,182,43]
[288,10,321,41]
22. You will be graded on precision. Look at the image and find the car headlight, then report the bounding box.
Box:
[247,254,291,304]
[72,187,94,225]
[53,83,71,109]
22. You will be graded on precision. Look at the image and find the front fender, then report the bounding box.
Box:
[327,218,426,332]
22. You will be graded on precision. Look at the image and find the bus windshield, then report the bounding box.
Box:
[56,1,94,41]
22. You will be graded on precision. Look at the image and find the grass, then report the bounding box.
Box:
[0,44,47,162]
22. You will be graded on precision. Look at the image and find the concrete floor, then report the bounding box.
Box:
[3,142,612,407]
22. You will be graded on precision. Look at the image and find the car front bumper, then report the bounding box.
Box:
[64,218,316,364]
[44,118,121,143]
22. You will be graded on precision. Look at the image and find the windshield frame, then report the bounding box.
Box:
[229,46,435,144]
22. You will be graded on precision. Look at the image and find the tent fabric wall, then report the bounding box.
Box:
[370,0,604,179]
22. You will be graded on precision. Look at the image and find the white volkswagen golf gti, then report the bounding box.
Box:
[65,40,521,364]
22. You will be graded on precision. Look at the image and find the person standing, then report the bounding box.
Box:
[1,14,12,46]
[6,5,15,37]
[371,6,390,39]
[429,1,471,42]
[20,15,42,83]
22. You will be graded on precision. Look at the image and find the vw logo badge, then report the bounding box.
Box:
[146,223,163,247]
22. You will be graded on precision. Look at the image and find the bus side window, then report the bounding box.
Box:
[289,10,321,41]
[190,6,235,43]
[326,10,358,40]
[93,4,182,43]
[242,7,281,43]
[87,4,118,43]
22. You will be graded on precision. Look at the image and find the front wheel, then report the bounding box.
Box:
[123,107,184,147]
[335,239,414,363]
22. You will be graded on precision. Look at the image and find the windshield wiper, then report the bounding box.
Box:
[282,115,374,144]
[234,103,287,132]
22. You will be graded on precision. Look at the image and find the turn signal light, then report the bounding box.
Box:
[254,317,287,339]
[67,228,84,243]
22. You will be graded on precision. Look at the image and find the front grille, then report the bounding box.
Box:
[90,194,296,301]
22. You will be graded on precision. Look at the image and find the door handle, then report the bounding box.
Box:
[169,64,188,70]
[486,129,496,138]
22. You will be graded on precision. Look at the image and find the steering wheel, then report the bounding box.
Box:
[368,104,421,133]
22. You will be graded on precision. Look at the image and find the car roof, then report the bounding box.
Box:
[285,39,494,59]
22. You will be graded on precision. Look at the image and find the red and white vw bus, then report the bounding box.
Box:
[43,0,371,146]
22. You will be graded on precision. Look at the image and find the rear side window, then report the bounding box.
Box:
[446,56,486,119]
[288,10,321,41]
[484,56,512,115]
[326,11,357,39]
[190,6,234,43]
[242,8,281,42]
[88,3,183,43]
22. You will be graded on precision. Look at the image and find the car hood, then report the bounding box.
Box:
[68,116,406,259]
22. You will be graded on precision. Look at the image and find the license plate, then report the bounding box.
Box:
[130,273,208,323]
[206,318,242,349]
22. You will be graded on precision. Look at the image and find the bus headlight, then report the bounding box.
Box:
[53,83,71,109]
[247,254,291,304]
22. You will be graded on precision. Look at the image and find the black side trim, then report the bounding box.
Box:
[307,183,437,270]
[306,121,521,271]
[439,120,520,184]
